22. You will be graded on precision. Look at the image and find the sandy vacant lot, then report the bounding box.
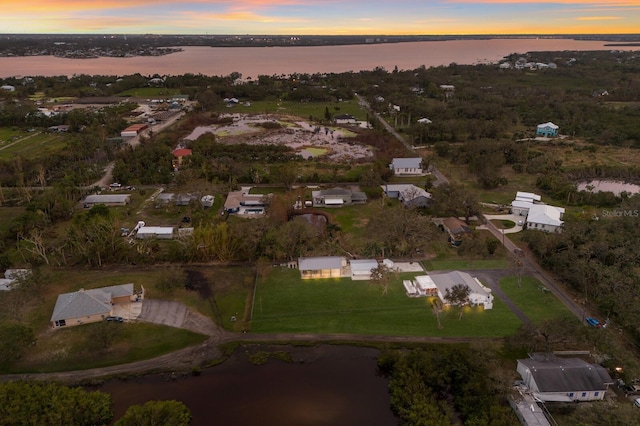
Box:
[184,113,374,161]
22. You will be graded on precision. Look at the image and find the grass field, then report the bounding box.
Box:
[424,259,510,270]
[499,276,574,324]
[0,131,67,160]
[11,322,207,373]
[251,268,521,337]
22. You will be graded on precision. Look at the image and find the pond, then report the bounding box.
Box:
[99,345,397,426]
[577,180,640,196]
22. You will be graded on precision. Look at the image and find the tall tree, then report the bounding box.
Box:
[443,283,471,320]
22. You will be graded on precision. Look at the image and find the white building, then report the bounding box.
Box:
[83,194,131,208]
[526,204,565,233]
[135,226,174,240]
[412,271,493,309]
[389,158,423,176]
[349,259,379,280]
[511,191,542,216]
[383,184,431,208]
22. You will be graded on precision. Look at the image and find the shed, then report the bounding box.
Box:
[350,259,379,280]
[136,226,174,240]
[83,194,131,208]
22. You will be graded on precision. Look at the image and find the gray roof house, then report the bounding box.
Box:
[517,354,613,402]
[427,270,493,309]
[389,158,423,176]
[383,184,432,207]
[312,187,367,207]
[50,284,135,328]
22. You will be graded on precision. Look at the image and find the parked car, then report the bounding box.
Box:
[586,317,601,327]
[634,397,640,408]
[514,248,525,257]
[105,316,124,323]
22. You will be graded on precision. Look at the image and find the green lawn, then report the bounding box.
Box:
[499,276,573,324]
[10,322,207,373]
[425,259,510,270]
[251,268,521,337]
[0,131,67,160]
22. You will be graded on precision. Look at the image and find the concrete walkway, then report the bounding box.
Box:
[479,214,525,234]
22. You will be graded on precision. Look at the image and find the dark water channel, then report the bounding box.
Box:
[100,345,397,426]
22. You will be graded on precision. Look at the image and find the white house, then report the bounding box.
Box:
[1,85,16,92]
[526,204,565,233]
[389,158,423,176]
[517,355,613,402]
[511,191,542,216]
[417,117,432,124]
[536,122,559,137]
[419,270,493,309]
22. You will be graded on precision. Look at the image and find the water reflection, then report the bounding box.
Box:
[99,345,396,426]
[577,180,640,196]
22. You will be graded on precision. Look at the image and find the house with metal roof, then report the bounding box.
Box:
[50,284,138,328]
[350,259,379,280]
[526,204,565,233]
[389,158,423,176]
[517,354,613,402]
[511,191,542,216]
[311,187,367,207]
[383,184,432,208]
[135,226,175,240]
[298,256,347,279]
[83,194,131,208]
[421,270,493,309]
[536,122,559,137]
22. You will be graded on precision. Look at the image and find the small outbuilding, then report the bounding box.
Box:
[349,259,379,280]
[83,194,131,208]
[389,158,423,176]
[135,226,174,240]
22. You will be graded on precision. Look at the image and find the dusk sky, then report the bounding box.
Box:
[2,0,639,35]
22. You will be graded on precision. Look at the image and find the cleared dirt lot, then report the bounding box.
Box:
[184,113,373,161]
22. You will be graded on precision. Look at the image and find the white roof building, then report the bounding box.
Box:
[417,271,493,309]
[350,259,379,280]
[135,226,175,239]
[526,204,565,232]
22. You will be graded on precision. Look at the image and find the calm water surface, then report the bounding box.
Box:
[1,39,636,78]
[577,179,640,195]
[100,345,396,426]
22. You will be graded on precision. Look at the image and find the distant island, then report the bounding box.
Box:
[1,33,639,58]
